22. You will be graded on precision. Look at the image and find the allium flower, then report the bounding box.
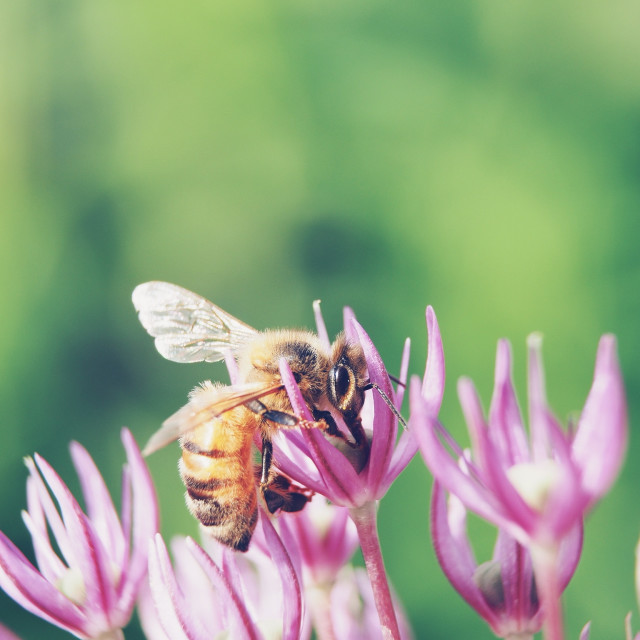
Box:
[272,304,444,640]
[412,333,627,640]
[413,333,626,548]
[141,509,306,640]
[273,305,444,509]
[431,481,582,639]
[0,428,158,640]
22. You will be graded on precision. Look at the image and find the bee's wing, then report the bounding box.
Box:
[132,281,258,363]
[142,381,285,456]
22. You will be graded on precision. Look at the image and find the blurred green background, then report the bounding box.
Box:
[1,0,639,638]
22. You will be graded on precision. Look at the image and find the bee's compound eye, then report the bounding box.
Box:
[333,364,351,400]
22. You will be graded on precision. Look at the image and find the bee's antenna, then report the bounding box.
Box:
[363,381,407,429]
[388,374,405,387]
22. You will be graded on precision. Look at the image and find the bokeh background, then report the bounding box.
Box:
[1,0,639,637]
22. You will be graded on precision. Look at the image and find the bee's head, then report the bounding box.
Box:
[327,333,368,420]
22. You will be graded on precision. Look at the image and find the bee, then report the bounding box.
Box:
[132,281,376,552]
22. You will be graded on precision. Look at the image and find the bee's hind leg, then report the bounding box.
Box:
[258,437,312,514]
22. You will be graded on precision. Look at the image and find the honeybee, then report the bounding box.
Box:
[132,281,375,552]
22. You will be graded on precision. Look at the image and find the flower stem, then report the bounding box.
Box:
[307,584,337,640]
[349,501,401,640]
[530,543,564,640]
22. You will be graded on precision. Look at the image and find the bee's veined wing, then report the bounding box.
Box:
[142,381,285,456]
[132,281,258,363]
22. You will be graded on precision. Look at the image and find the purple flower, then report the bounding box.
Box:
[0,429,158,639]
[273,305,444,509]
[270,304,443,640]
[412,333,626,640]
[412,333,627,550]
[431,480,582,638]
[141,509,306,640]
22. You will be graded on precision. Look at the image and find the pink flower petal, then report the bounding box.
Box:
[186,538,261,640]
[430,484,498,625]
[0,532,87,636]
[342,306,359,343]
[313,300,331,350]
[258,512,303,640]
[33,455,112,628]
[488,340,529,465]
[272,431,329,495]
[0,622,22,640]
[422,306,445,415]
[579,621,591,640]
[70,441,126,572]
[147,535,203,640]
[492,530,540,628]
[350,319,395,495]
[571,335,628,503]
[411,380,510,531]
[457,379,537,536]
[527,334,553,462]
[22,478,66,584]
[20,509,66,584]
[394,337,411,412]
[24,458,74,571]
[557,522,583,589]
[117,428,159,615]
[379,429,417,496]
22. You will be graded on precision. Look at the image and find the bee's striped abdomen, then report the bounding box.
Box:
[179,410,258,552]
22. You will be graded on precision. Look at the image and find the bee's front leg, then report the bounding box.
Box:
[305,408,363,448]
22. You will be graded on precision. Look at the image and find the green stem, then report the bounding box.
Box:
[349,501,401,640]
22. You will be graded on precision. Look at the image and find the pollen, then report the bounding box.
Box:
[506,459,562,512]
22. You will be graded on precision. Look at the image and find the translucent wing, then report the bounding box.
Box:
[132,281,258,363]
[142,381,285,456]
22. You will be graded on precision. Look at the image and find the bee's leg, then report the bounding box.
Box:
[310,408,359,447]
[245,398,329,433]
[260,436,273,486]
[259,437,292,514]
[258,439,313,514]
[259,437,281,513]
[343,413,367,449]
[244,400,299,426]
